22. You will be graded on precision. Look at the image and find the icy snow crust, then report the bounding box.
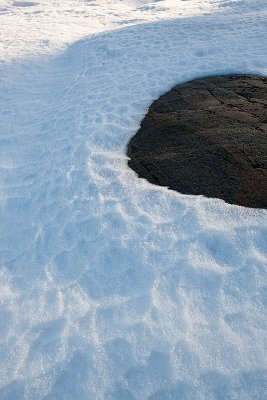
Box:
[0,1,267,399]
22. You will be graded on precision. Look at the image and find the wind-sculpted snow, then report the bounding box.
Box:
[0,2,267,399]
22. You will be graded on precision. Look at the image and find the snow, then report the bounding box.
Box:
[0,0,267,399]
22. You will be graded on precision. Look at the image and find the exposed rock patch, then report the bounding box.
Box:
[127,75,267,208]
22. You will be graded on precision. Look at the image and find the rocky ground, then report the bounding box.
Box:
[128,74,267,208]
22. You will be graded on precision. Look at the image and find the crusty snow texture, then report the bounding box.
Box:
[0,1,267,399]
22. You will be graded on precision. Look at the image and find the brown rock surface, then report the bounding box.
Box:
[127,75,267,208]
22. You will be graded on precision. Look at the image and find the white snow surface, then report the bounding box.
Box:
[0,0,267,399]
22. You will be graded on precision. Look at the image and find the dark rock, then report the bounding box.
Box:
[127,74,267,208]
